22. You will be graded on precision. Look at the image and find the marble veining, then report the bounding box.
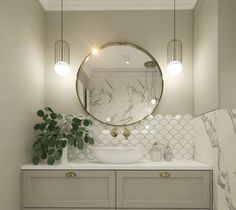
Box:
[89,78,159,125]
[198,110,236,210]
[228,109,236,136]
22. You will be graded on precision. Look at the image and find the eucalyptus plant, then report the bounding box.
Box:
[32,107,94,165]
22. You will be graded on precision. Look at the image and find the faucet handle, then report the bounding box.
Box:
[122,128,131,140]
[110,128,118,138]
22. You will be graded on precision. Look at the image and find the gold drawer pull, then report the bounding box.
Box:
[160,172,170,178]
[65,172,77,177]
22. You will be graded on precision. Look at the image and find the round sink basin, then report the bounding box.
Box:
[92,147,143,164]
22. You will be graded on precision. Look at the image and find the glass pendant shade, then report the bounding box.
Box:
[54,40,70,76]
[167,39,182,75]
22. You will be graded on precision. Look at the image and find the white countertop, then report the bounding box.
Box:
[21,160,212,170]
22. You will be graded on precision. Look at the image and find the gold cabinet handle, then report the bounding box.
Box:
[65,171,77,177]
[160,172,170,178]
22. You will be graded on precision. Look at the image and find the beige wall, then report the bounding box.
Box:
[193,0,219,116]
[218,0,236,108]
[45,10,194,115]
[0,0,45,210]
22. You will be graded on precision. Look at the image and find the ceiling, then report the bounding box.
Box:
[39,0,198,11]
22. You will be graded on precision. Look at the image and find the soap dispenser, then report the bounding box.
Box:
[150,141,162,161]
[163,144,173,161]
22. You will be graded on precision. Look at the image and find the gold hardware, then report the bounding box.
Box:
[65,172,77,177]
[110,128,119,137]
[160,172,170,178]
[122,128,131,140]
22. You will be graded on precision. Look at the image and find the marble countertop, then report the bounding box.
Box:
[21,160,212,170]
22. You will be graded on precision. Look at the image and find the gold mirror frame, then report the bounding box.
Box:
[76,42,164,126]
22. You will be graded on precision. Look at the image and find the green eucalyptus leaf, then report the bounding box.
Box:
[40,123,46,130]
[35,149,43,157]
[55,141,60,148]
[54,150,62,160]
[37,110,44,117]
[73,118,82,126]
[48,140,55,147]
[72,118,77,123]
[33,124,41,130]
[84,135,89,143]
[88,137,94,145]
[43,114,49,120]
[45,107,53,112]
[77,139,84,150]
[41,152,47,159]
[50,112,57,119]
[33,142,41,151]
[48,120,57,130]
[32,156,40,165]
[47,156,55,165]
[41,137,48,145]
[72,123,78,130]
[83,119,90,127]
[48,148,55,155]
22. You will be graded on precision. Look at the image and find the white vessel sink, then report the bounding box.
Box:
[92,147,143,164]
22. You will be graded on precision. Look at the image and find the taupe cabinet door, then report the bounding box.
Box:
[116,170,212,209]
[22,170,115,208]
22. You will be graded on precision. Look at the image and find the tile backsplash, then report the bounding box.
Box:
[68,114,195,161]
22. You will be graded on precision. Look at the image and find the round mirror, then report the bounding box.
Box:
[76,42,164,126]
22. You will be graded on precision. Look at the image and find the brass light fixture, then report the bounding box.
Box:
[167,0,183,75]
[54,0,70,76]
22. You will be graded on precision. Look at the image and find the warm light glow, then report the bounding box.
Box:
[125,61,131,65]
[85,57,89,62]
[151,98,157,105]
[167,61,182,75]
[92,48,99,55]
[54,61,70,76]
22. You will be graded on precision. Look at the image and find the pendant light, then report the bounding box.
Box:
[167,0,182,75]
[54,0,70,76]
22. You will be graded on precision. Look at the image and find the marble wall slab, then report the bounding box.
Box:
[68,114,194,161]
[88,77,161,125]
[193,109,236,210]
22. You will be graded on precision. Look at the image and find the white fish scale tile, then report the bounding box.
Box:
[68,114,195,161]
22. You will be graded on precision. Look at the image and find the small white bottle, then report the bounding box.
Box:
[151,141,162,161]
[163,144,172,161]
[60,146,68,164]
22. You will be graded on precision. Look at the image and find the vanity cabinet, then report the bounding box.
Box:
[22,169,212,210]
[116,171,212,209]
[22,170,115,208]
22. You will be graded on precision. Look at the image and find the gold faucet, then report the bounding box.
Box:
[110,128,118,138]
[122,128,131,140]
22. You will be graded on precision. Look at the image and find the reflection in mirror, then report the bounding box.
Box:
[76,43,164,126]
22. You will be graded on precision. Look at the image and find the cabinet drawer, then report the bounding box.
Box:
[22,170,115,208]
[116,170,212,209]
